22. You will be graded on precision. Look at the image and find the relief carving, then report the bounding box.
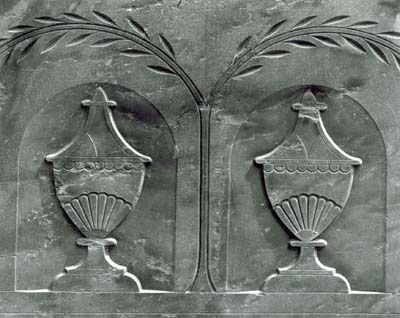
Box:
[0,10,396,296]
[255,90,362,292]
[46,86,151,291]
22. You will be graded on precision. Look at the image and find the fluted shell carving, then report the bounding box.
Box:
[62,193,132,238]
[275,194,341,241]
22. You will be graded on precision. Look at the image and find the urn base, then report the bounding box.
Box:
[50,238,142,292]
[262,240,350,293]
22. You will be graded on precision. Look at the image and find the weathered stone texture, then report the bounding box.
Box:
[0,0,398,316]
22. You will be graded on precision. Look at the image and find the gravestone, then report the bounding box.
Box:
[0,0,398,316]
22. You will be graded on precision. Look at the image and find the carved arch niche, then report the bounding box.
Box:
[210,85,386,292]
[15,82,195,291]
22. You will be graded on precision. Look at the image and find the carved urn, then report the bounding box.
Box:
[255,90,362,292]
[46,86,151,291]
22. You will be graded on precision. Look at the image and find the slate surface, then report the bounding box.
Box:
[0,0,398,316]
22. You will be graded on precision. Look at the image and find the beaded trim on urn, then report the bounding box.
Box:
[52,159,145,171]
[263,160,353,174]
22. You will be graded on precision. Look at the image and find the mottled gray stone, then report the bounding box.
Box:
[0,0,399,316]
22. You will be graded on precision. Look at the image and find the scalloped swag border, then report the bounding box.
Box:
[2,12,399,292]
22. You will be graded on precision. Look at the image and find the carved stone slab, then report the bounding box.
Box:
[0,0,398,316]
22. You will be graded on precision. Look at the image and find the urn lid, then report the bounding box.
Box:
[46,86,152,164]
[254,90,362,169]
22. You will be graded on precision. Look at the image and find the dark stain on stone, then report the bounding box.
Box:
[379,0,400,15]
[344,78,366,92]
[0,0,17,14]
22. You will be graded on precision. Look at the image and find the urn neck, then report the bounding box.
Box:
[45,86,152,163]
[81,86,116,142]
[84,101,113,140]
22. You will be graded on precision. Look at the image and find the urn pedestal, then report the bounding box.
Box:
[46,86,152,291]
[51,238,142,291]
[264,239,350,292]
[255,90,362,293]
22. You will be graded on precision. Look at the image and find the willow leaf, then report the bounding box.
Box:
[237,36,252,53]
[262,20,287,41]
[285,39,317,48]
[349,21,378,28]
[378,31,400,39]
[320,15,350,26]
[233,65,263,79]
[90,37,122,47]
[2,48,14,66]
[120,48,152,57]
[259,50,291,58]
[159,34,175,58]
[367,41,388,64]
[34,16,62,24]
[342,36,366,53]
[18,38,38,63]
[293,16,317,29]
[60,13,89,23]
[392,52,400,72]
[66,33,93,47]
[312,35,341,47]
[41,32,67,54]
[147,65,177,76]
[126,17,149,40]
[7,25,34,33]
[92,11,118,27]
[233,35,253,61]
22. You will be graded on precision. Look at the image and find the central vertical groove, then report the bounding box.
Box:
[189,107,216,292]
[188,0,216,292]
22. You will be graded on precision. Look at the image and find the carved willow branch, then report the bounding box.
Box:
[0,12,206,108]
[209,15,400,103]
[2,13,400,107]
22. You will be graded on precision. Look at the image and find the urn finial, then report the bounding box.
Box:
[292,89,327,121]
[81,86,116,108]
